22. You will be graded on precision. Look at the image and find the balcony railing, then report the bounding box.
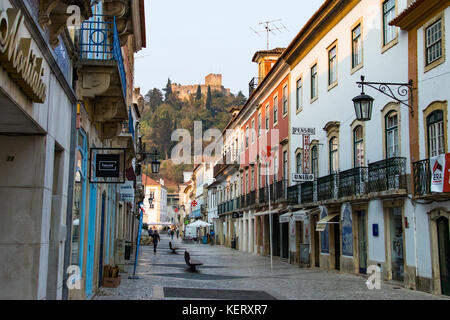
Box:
[249,77,262,96]
[413,159,431,196]
[275,179,288,201]
[240,195,246,208]
[287,184,300,205]
[368,157,407,192]
[339,167,368,198]
[259,187,266,204]
[300,181,315,205]
[317,174,339,201]
[247,190,256,206]
[80,15,127,98]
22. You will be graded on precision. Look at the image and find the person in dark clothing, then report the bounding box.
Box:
[170,228,174,240]
[176,228,179,239]
[152,230,160,253]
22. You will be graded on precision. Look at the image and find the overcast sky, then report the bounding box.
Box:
[135,0,325,97]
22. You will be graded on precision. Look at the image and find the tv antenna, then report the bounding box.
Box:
[250,19,289,50]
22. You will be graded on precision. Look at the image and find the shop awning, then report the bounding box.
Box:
[254,211,268,216]
[316,213,339,232]
[292,210,308,221]
[279,212,292,223]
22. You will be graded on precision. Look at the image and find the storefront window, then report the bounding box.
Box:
[320,208,329,254]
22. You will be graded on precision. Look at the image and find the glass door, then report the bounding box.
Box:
[358,211,367,274]
[390,207,404,282]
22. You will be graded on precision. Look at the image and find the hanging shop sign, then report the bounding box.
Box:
[0,8,47,103]
[303,135,311,174]
[430,153,450,193]
[89,148,126,183]
[292,127,315,135]
[119,181,135,202]
[292,173,314,182]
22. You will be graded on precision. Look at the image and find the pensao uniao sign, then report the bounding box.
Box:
[0,8,47,103]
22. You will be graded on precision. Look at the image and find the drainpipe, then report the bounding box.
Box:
[62,101,77,300]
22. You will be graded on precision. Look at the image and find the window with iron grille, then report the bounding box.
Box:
[426,19,442,65]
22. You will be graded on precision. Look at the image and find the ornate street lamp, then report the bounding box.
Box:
[353,75,413,121]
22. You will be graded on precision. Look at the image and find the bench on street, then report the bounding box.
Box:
[184,251,203,271]
[169,241,180,253]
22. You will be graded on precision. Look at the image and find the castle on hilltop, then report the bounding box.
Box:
[171,73,231,100]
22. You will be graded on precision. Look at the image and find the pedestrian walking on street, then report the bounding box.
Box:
[152,230,160,253]
[210,229,215,246]
[176,228,179,239]
[170,229,174,240]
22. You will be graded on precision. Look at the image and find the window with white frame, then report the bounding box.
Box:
[328,46,337,86]
[265,105,269,130]
[296,152,302,173]
[427,110,445,157]
[353,126,364,167]
[258,113,262,136]
[273,96,278,124]
[382,0,396,46]
[251,119,255,143]
[329,137,339,174]
[425,19,443,66]
[296,78,303,111]
[352,24,362,69]
[385,111,399,158]
[282,85,288,115]
[246,126,249,148]
[311,64,318,99]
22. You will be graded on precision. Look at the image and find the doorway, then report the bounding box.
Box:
[333,223,340,270]
[357,211,368,274]
[272,213,280,256]
[389,207,404,282]
[312,215,320,267]
[98,193,106,287]
[281,221,289,259]
[437,217,450,295]
[85,183,97,298]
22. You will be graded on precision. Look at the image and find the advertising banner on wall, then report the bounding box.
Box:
[430,154,450,193]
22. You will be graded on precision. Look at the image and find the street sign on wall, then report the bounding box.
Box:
[292,127,315,135]
[292,173,314,182]
[119,181,135,202]
[430,153,450,192]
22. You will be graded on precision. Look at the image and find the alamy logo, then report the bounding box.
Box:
[66,265,81,290]
[66,5,81,28]
[365,265,381,290]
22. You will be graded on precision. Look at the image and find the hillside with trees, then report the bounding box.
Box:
[141,79,247,185]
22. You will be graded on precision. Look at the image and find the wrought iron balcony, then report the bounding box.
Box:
[339,167,368,198]
[300,181,315,204]
[240,195,246,208]
[249,77,262,96]
[317,174,339,201]
[368,157,407,193]
[413,159,431,196]
[247,190,256,206]
[287,184,300,205]
[275,179,288,201]
[259,187,266,205]
[79,14,127,99]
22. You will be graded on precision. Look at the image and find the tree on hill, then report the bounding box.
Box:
[163,78,173,101]
[195,85,202,100]
[145,88,163,112]
[205,85,212,110]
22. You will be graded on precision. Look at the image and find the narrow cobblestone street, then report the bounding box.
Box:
[95,234,447,300]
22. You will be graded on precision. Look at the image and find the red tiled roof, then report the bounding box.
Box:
[142,174,159,186]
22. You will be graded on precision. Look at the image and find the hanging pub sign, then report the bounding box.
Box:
[0,8,47,103]
[89,148,126,183]
[119,181,135,202]
[430,153,450,193]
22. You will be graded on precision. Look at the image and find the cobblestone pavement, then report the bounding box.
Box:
[95,234,447,300]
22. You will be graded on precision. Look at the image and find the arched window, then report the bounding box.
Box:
[329,137,339,174]
[385,111,399,158]
[353,125,364,167]
[296,152,302,174]
[427,110,445,157]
